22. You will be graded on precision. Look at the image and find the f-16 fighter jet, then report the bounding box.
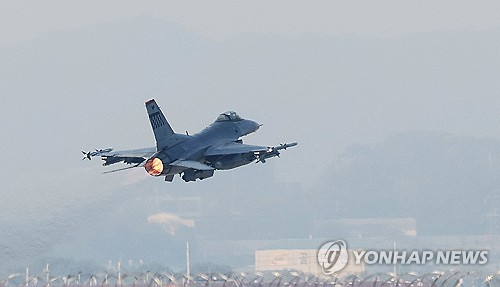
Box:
[83,99,297,182]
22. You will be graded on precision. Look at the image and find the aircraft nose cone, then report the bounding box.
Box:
[252,120,261,131]
[239,120,261,136]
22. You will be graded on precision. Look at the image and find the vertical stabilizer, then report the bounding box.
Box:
[145,99,175,150]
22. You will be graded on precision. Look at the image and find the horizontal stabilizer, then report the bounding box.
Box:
[103,163,143,174]
[170,160,214,171]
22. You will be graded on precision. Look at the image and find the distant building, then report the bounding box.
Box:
[255,249,365,277]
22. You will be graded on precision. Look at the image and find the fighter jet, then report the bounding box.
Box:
[82,99,297,182]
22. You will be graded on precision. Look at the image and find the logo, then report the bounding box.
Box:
[352,250,488,265]
[317,240,349,274]
[317,239,489,272]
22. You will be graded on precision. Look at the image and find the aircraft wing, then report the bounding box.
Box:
[205,141,298,163]
[204,142,269,156]
[82,147,156,166]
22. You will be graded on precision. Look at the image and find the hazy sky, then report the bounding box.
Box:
[2,1,500,47]
[2,0,500,274]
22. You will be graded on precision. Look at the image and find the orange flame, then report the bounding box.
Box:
[144,158,163,176]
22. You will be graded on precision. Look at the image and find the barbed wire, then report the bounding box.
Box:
[1,270,499,287]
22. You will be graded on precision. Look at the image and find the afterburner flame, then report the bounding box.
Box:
[145,157,163,176]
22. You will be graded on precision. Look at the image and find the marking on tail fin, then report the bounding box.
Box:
[149,112,166,129]
[145,98,181,150]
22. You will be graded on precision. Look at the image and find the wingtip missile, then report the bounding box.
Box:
[81,148,113,161]
[276,142,298,151]
[82,151,92,161]
[256,141,298,163]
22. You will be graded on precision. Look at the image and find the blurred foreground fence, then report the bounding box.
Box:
[1,270,499,287]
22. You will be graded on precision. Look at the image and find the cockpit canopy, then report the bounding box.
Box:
[216,111,243,122]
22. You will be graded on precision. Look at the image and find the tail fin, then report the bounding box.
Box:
[145,99,175,150]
